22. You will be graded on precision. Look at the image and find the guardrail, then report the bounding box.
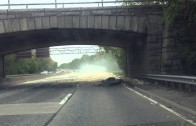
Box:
[142,74,196,85]
[0,0,163,9]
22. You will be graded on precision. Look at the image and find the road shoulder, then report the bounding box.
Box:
[124,82,196,125]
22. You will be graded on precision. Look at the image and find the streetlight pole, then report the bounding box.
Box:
[102,0,103,7]
[55,0,57,8]
[8,0,10,9]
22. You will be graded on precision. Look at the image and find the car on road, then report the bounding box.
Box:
[40,71,48,74]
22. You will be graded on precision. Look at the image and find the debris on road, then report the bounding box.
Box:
[121,77,135,88]
[100,77,122,86]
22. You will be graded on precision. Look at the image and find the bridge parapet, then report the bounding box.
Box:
[0,6,162,19]
[0,6,163,35]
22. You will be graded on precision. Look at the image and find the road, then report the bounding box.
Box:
[0,82,192,126]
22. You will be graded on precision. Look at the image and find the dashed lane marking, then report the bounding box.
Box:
[59,93,72,105]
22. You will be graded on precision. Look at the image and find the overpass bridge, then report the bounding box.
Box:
[0,1,165,79]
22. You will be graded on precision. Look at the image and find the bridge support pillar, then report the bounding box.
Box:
[126,40,147,77]
[0,55,5,80]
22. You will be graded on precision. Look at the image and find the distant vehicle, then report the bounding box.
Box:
[40,71,48,74]
[48,71,53,74]
[56,70,65,74]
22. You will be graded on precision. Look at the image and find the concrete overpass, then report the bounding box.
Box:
[0,5,164,79]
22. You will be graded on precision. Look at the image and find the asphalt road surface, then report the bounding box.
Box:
[0,82,192,126]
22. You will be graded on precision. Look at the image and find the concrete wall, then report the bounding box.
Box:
[161,16,196,75]
[146,15,164,74]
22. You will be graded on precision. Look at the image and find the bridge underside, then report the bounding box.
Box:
[0,28,147,79]
[0,29,146,55]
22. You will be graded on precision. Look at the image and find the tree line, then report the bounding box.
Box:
[5,53,57,75]
[5,46,125,75]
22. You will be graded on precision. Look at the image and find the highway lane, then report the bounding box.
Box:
[0,82,193,126]
[0,82,77,126]
[48,85,189,126]
[0,83,75,104]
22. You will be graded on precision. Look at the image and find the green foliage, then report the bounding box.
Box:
[100,46,126,72]
[121,0,165,6]
[5,54,57,75]
[163,0,182,25]
[121,0,196,26]
[163,0,196,26]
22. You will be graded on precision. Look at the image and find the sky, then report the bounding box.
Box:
[50,45,100,66]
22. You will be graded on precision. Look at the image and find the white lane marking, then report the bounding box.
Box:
[124,86,196,126]
[59,93,72,105]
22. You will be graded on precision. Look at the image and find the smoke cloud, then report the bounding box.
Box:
[79,53,121,73]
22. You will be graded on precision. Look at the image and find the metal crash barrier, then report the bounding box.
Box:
[141,74,196,92]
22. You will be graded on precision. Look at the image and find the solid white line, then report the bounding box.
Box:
[124,86,196,126]
[59,93,72,105]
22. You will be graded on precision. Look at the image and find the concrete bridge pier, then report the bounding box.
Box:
[126,48,143,77]
[0,55,5,80]
[126,39,147,77]
[126,48,135,77]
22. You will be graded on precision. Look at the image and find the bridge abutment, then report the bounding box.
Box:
[145,15,164,74]
[161,17,196,75]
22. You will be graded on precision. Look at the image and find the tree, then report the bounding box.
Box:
[100,46,126,72]
[4,54,57,75]
[163,0,196,26]
[121,0,166,6]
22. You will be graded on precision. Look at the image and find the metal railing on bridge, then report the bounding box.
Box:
[15,47,101,58]
[0,0,164,10]
[50,47,101,55]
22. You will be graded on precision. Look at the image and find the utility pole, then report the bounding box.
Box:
[8,0,10,9]
[55,0,57,8]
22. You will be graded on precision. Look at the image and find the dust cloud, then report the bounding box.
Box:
[79,53,122,74]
